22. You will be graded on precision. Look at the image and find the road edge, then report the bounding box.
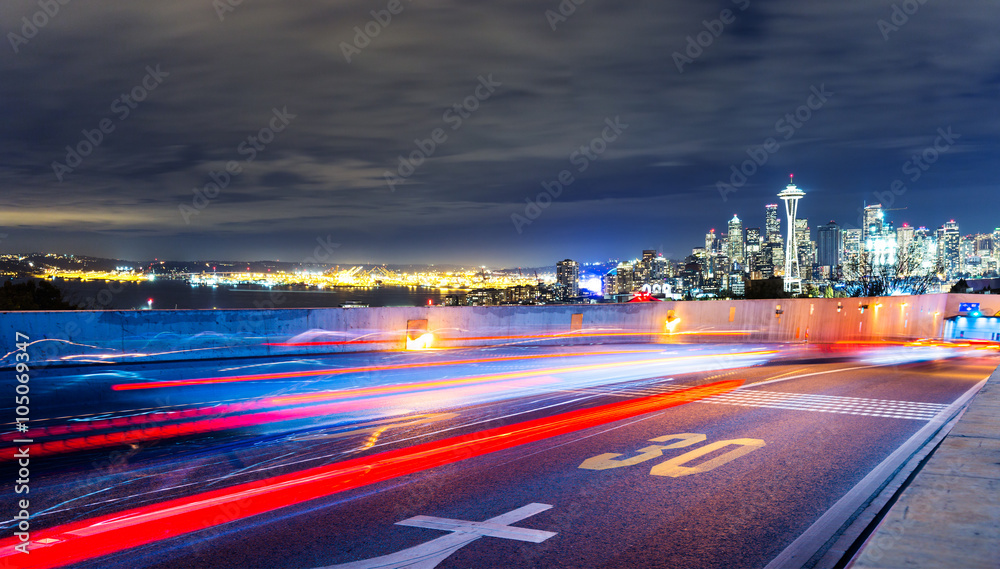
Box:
[761,367,992,569]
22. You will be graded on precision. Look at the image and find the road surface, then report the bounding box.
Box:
[1,342,994,568]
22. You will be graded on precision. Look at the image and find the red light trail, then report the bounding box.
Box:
[110,349,659,391]
[0,380,741,568]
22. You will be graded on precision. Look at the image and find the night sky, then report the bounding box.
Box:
[1,0,997,266]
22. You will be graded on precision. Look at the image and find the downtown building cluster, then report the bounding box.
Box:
[558,179,1000,302]
[680,183,999,298]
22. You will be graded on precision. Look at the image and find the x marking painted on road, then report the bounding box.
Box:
[322,503,557,568]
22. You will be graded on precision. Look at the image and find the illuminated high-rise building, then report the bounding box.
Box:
[913,226,937,276]
[746,228,762,252]
[863,204,885,240]
[973,233,993,258]
[765,204,781,243]
[897,224,915,254]
[635,250,667,285]
[556,259,579,297]
[816,221,841,274]
[778,176,805,293]
[745,227,762,277]
[727,214,745,265]
[795,218,812,276]
[859,203,897,270]
[842,228,862,264]
[910,226,938,276]
[866,228,897,269]
[896,223,917,273]
[938,220,960,277]
[961,236,979,276]
[768,240,784,277]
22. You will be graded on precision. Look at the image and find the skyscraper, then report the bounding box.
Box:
[817,221,841,274]
[778,176,805,293]
[795,218,812,277]
[961,236,978,276]
[766,241,784,278]
[556,259,579,297]
[745,227,762,277]
[897,224,914,254]
[727,214,745,266]
[842,228,862,264]
[939,220,960,277]
[863,204,885,240]
[913,226,936,276]
[635,250,666,285]
[861,203,897,269]
[765,204,781,244]
[973,233,993,258]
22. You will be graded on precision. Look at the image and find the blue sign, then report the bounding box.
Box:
[959,303,980,312]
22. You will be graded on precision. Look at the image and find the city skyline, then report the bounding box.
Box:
[2,2,999,266]
[3,192,996,270]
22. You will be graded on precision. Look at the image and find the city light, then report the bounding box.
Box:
[0,381,743,569]
[405,332,435,350]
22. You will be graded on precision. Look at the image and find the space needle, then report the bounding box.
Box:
[778,174,805,294]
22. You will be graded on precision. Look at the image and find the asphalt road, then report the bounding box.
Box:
[1,343,995,569]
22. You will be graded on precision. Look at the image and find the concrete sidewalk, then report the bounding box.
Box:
[849,364,1000,568]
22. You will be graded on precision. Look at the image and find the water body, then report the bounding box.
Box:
[52,278,453,310]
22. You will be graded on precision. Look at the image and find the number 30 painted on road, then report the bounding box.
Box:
[579,433,765,477]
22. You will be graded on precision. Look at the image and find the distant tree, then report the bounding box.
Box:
[949,279,971,293]
[745,277,788,299]
[717,288,738,300]
[0,280,74,310]
[798,283,819,298]
[840,249,940,297]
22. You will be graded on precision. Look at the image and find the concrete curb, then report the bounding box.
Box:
[848,362,1000,568]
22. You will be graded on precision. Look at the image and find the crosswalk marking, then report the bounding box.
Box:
[697,389,949,420]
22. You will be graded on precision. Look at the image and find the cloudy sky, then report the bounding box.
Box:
[1,0,998,266]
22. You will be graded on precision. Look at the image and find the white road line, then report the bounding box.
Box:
[321,503,556,569]
[697,389,949,420]
[762,376,990,569]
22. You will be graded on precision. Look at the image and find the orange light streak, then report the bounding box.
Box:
[0,380,741,569]
[2,378,555,461]
[111,349,658,391]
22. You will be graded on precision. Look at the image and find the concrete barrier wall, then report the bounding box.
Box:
[1,293,991,368]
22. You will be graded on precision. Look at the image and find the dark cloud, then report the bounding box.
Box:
[1,0,997,265]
